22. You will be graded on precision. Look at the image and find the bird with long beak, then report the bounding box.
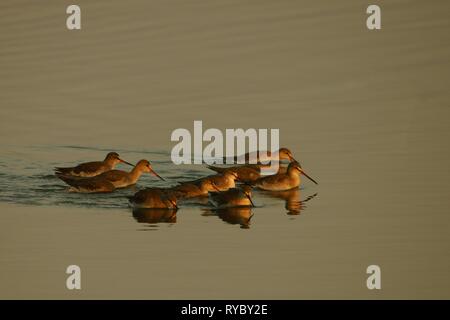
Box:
[57,159,165,192]
[208,185,255,208]
[255,161,318,191]
[222,147,296,164]
[128,187,178,209]
[206,163,292,183]
[54,152,133,177]
[172,171,239,199]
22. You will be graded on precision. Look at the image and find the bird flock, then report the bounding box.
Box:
[54,148,318,214]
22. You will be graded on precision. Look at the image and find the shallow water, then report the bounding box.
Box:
[1,0,450,299]
[0,145,316,214]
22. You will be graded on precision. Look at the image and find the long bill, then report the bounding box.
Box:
[151,169,165,181]
[168,199,178,210]
[119,158,135,167]
[300,169,318,185]
[245,194,256,207]
[288,155,299,164]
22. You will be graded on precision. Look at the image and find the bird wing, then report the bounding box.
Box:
[130,188,164,203]
[73,178,115,192]
[56,173,80,185]
[97,170,126,183]
[72,161,104,175]
[257,174,289,187]
[56,174,113,191]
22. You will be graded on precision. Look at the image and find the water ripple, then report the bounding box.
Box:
[0,145,318,222]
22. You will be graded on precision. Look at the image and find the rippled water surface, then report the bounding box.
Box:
[0,145,317,217]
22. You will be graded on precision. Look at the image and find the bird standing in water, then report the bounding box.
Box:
[54,152,133,177]
[128,187,178,209]
[57,159,164,193]
[171,171,239,199]
[209,185,255,208]
[200,171,239,191]
[206,163,292,183]
[255,161,317,191]
[170,179,220,199]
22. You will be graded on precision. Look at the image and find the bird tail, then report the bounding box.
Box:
[206,165,228,173]
[54,167,72,175]
[55,173,81,186]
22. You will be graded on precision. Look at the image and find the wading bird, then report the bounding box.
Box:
[208,185,255,208]
[57,159,164,193]
[206,163,290,183]
[255,161,317,191]
[170,179,220,199]
[54,152,133,177]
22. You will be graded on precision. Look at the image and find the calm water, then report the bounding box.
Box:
[1,0,450,299]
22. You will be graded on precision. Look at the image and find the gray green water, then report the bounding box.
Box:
[0,145,316,216]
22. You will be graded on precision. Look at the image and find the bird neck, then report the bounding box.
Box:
[288,168,300,178]
[227,178,236,188]
[129,167,144,183]
[223,175,235,185]
[103,158,116,168]
[200,183,210,193]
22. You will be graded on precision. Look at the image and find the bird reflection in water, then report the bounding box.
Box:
[202,207,254,229]
[132,208,178,224]
[260,189,318,215]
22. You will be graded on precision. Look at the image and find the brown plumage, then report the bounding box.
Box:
[201,171,239,191]
[128,188,177,209]
[255,161,318,191]
[57,159,164,193]
[170,179,219,199]
[54,152,133,177]
[64,176,116,193]
[171,171,239,199]
[208,186,254,208]
[207,164,289,183]
[222,147,296,164]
